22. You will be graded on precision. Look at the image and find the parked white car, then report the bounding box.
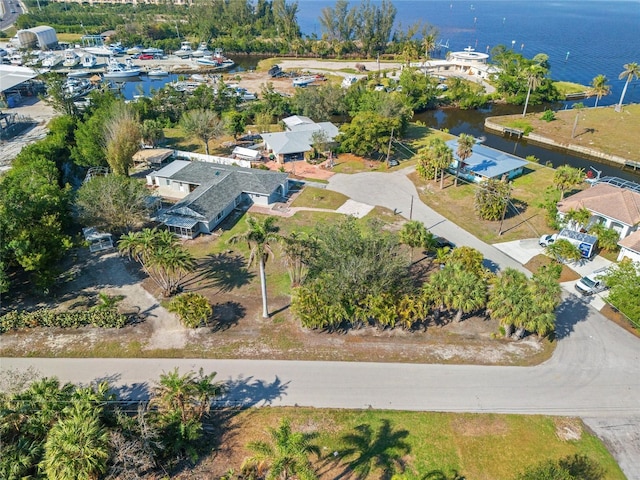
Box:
[575,267,610,296]
[539,233,557,247]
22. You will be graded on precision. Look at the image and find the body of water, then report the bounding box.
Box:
[298,0,640,106]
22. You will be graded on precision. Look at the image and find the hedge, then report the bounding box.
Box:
[0,309,127,333]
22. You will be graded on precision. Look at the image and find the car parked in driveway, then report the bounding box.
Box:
[539,233,557,247]
[575,267,610,296]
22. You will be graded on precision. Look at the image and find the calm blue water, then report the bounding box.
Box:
[298,0,640,105]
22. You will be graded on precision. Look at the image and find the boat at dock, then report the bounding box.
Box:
[41,53,64,68]
[191,42,211,58]
[81,53,98,68]
[67,69,91,78]
[195,48,234,70]
[63,49,80,67]
[173,41,193,57]
[147,67,169,77]
[103,58,142,78]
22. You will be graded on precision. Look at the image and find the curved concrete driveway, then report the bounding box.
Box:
[2,169,640,477]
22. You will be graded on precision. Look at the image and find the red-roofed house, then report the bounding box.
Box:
[557,183,640,240]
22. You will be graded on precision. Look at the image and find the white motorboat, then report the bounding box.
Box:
[191,42,211,58]
[142,47,164,56]
[147,67,168,77]
[9,53,23,65]
[127,46,143,55]
[63,78,96,99]
[67,69,91,78]
[103,58,142,78]
[63,49,80,67]
[41,53,64,68]
[292,76,316,87]
[173,41,193,57]
[80,35,113,56]
[81,53,98,68]
[196,48,234,70]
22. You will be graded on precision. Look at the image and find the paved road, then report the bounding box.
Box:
[3,169,640,477]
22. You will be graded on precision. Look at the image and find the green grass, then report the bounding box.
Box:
[290,187,349,210]
[554,81,589,95]
[227,408,625,480]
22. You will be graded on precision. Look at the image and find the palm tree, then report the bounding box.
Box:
[445,265,487,322]
[229,216,280,318]
[168,292,213,328]
[399,220,429,262]
[41,402,109,480]
[118,228,195,296]
[553,165,584,200]
[521,65,544,117]
[422,32,437,60]
[487,268,531,338]
[454,134,475,187]
[587,74,610,107]
[564,207,591,231]
[615,62,640,112]
[546,239,582,264]
[243,418,320,480]
[280,231,316,287]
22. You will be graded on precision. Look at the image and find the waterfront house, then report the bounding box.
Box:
[617,230,640,263]
[557,181,640,240]
[260,115,339,164]
[148,160,289,238]
[445,139,528,183]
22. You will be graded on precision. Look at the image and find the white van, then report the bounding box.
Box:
[575,267,610,296]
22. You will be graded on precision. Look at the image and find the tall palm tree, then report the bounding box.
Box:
[487,268,531,337]
[229,216,280,318]
[587,74,610,108]
[399,220,428,262]
[616,62,640,112]
[41,402,109,480]
[454,134,475,187]
[445,265,487,323]
[244,418,320,480]
[433,140,454,189]
[521,65,544,117]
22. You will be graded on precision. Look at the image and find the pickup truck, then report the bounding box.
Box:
[575,267,610,296]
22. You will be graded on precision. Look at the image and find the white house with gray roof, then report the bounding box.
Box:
[261,115,339,163]
[148,160,289,238]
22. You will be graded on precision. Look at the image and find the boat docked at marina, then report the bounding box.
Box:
[195,48,234,70]
[103,58,142,78]
[63,49,80,67]
[41,53,64,68]
[191,42,211,58]
[81,53,98,68]
[173,41,193,57]
[147,67,169,77]
[80,35,113,57]
[63,78,97,99]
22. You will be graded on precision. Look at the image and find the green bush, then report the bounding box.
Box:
[0,309,127,333]
[541,109,556,122]
[506,120,534,136]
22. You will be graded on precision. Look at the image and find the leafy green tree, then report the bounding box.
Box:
[75,174,153,233]
[454,133,474,187]
[603,259,640,324]
[587,74,610,108]
[487,268,531,337]
[563,207,591,231]
[224,110,247,140]
[416,137,453,189]
[243,418,320,480]
[41,401,110,480]
[553,165,584,200]
[588,223,620,252]
[546,239,582,264]
[615,62,640,112]
[140,118,165,147]
[168,292,213,328]
[180,109,225,156]
[475,178,511,221]
[41,72,79,118]
[399,220,432,262]
[118,228,195,297]
[280,231,316,287]
[338,111,397,159]
[104,102,142,176]
[291,83,347,121]
[447,246,487,278]
[229,216,281,318]
[524,265,561,339]
[71,90,118,168]
[514,454,604,480]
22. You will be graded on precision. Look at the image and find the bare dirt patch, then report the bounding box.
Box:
[554,418,583,441]
[451,415,509,437]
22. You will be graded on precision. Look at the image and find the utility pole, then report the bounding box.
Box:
[409,195,414,220]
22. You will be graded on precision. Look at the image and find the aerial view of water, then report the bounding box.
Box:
[297,0,640,105]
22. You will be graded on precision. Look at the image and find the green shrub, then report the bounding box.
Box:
[506,120,533,136]
[168,292,212,328]
[0,309,127,333]
[541,109,556,122]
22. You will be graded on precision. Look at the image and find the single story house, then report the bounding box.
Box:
[260,115,339,164]
[445,139,528,183]
[148,160,289,238]
[557,182,640,240]
[617,230,640,263]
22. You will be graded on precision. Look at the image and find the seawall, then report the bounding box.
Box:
[484,118,640,170]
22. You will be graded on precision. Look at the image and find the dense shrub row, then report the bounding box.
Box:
[0,309,126,333]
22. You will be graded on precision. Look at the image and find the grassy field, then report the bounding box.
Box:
[408,161,579,244]
[488,104,640,162]
[553,81,589,96]
[192,408,625,480]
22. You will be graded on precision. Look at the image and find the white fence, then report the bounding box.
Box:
[173,150,252,169]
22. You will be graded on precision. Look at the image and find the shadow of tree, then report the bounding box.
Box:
[422,470,466,480]
[216,375,290,409]
[333,419,411,480]
[552,294,590,340]
[210,300,246,332]
[183,253,255,294]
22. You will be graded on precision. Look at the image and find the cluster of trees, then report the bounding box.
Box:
[277,217,561,337]
[604,259,640,325]
[0,368,225,479]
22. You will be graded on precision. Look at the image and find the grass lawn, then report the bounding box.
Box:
[193,408,625,480]
[290,186,349,210]
[409,162,577,244]
[553,81,589,96]
[487,104,640,162]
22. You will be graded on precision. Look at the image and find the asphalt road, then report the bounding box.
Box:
[2,168,640,477]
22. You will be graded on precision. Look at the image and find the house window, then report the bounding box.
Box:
[165,178,170,186]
